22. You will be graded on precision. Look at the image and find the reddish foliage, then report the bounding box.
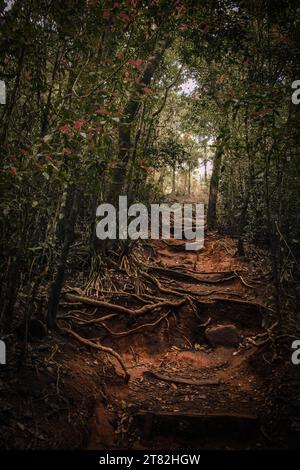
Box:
[59,124,71,133]
[103,9,111,19]
[118,11,130,22]
[127,58,143,71]
[74,119,86,129]
[179,23,189,31]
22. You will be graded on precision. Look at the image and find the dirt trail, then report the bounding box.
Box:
[87,234,271,450]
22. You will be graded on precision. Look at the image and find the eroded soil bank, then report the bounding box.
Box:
[1,235,299,449]
[86,235,271,450]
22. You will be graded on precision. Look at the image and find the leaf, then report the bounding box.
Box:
[43,134,52,143]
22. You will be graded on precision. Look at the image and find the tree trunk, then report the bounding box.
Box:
[172,164,176,194]
[47,187,80,329]
[158,168,166,192]
[108,37,170,204]
[1,45,26,146]
[207,147,223,230]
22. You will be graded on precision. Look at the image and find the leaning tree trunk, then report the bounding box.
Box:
[207,147,223,230]
[107,36,171,205]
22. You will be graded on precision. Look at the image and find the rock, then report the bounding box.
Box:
[205,324,239,347]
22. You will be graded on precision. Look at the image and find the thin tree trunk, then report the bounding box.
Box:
[204,159,207,182]
[172,164,176,194]
[158,168,166,192]
[207,147,223,230]
[47,187,80,329]
[41,46,62,136]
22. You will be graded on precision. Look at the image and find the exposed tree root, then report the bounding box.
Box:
[87,290,156,305]
[172,267,241,275]
[247,321,279,346]
[149,265,237,284]
[139,292,169,303]
[142,271,268,310]
[61,327,130,382]
[100,311,170,337]
[187,295,272,313]
[65,313,118,325]
[143,370,222,386]
[64,293,187,316]
[164,284,244,298]
[142,271,185,297]
[204,295,272,310]
[233,270,255,289]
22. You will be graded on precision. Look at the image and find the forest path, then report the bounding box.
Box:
[86,233,271,450]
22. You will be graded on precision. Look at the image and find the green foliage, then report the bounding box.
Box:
[0,0,300,329]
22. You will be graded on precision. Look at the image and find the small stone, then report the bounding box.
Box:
[205,324,239,347]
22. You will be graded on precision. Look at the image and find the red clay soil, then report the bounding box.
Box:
[85,235,275,450]
[1,233,298,450]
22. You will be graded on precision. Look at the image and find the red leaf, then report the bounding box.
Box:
[59,124,71,133]
[103,9,111,19]
[118,11,130,22]
[179,23,189,31]
[74,119,85,129]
